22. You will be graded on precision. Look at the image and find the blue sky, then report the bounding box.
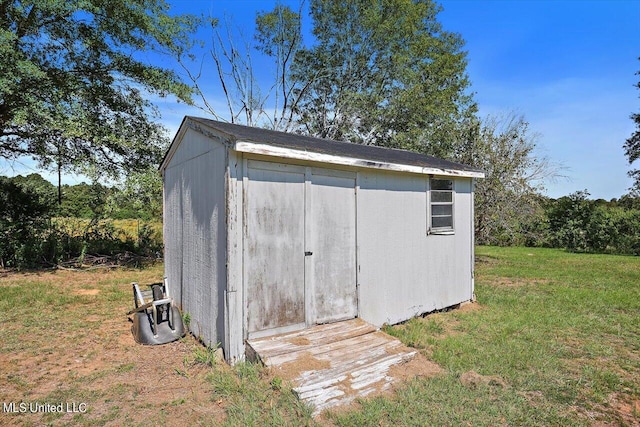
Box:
[161,0,640,200]
[436,0,640,199]
[3,0,639,200]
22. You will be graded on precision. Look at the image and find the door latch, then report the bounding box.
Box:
[305,251,313,256]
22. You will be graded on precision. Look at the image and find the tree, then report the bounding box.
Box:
[292,0,476,157]
[546,191,593,251]
[455,114,559,246]
[55,181,110,218]
[0,0,198,178]
[183,0,474,155]
[0,174,56,221]
[624,58,640,193]
[0,174,56,268]
[180,4,306,130]
[106,167,163,220]
[255,3,307,131]
[10,173,57,209]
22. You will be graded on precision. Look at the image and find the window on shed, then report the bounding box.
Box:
[430,178,454,233]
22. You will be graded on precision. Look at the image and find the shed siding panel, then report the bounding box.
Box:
[163,129,227,349]
[357,170,473,327]
[163,166,183,306]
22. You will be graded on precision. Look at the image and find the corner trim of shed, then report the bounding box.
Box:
[234,141,485,179]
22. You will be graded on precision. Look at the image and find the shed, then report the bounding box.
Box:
[160,117,484,363]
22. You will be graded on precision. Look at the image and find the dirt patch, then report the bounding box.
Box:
[382,341,444,383]
[1,331,224,426]
[287,336,311,346]
[388,352,443,382]
[73,288,100,296]
[274,351,331,380]
[571,394,640,427]
[490,277,550,288]
[0,266,226,427]
[605,393,640,426]
[459,370,508,389]
[458,300,483,312]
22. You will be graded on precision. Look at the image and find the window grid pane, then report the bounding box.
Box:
[432,205,452,216]
[432,216,453,228]
[431,191,452,203]
[430,178,454,231]
[431,179,453,190]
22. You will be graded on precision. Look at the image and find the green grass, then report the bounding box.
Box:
[196,246,639,426]
[206,362,315,426]
[340,246,640,426]
[191,344,221,368]
[1,247,638,426]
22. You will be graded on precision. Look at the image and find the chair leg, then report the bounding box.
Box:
[152,308,158,338]
[168,305,175,332]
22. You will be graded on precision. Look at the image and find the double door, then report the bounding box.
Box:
[245,160,357,338]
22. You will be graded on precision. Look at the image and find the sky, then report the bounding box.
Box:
[3,0,639,200]
[436,0,640,199]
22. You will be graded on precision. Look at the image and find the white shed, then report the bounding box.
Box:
[160,117,484,363]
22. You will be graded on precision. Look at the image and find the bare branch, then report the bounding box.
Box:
[211,34,235,122]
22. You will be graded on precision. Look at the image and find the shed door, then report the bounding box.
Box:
[245,161,306,336]
[244,161,357,338]
[308,169,357,324]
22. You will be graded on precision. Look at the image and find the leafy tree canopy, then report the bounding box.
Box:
[0,0,198,178]
[105,166,162,220]
[292,0,476,158]
[455,113,558,246]
[56,181,110,218]
[186,0,475,159]
[0,173,55,222]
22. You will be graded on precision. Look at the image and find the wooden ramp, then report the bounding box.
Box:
[246,318,423,415]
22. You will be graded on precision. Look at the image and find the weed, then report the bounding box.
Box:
[182,312,191,329]
[170,398,186,406]
[115,363,135,373]
[6,373,29,390]
[270,376,283,391]
[192,343,220,367]
[206,361,316,426]
[235,361,261,381]
[207,369,242,397]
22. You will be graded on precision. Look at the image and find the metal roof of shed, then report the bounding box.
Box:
[163,116,484,178]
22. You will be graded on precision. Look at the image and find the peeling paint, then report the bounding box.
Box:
[235,141,485,178]
[164,120,478,363]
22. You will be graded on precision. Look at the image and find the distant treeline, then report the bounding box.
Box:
[2,172,161,221]
[0,173,162,269]
[477,190,640,256]
[2,173,640,269]
[527,191,640,255]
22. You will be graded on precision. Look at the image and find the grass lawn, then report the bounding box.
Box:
[368,246,640,427]
[0,246,638,426]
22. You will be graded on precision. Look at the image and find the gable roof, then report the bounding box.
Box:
[162,116,484,178]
